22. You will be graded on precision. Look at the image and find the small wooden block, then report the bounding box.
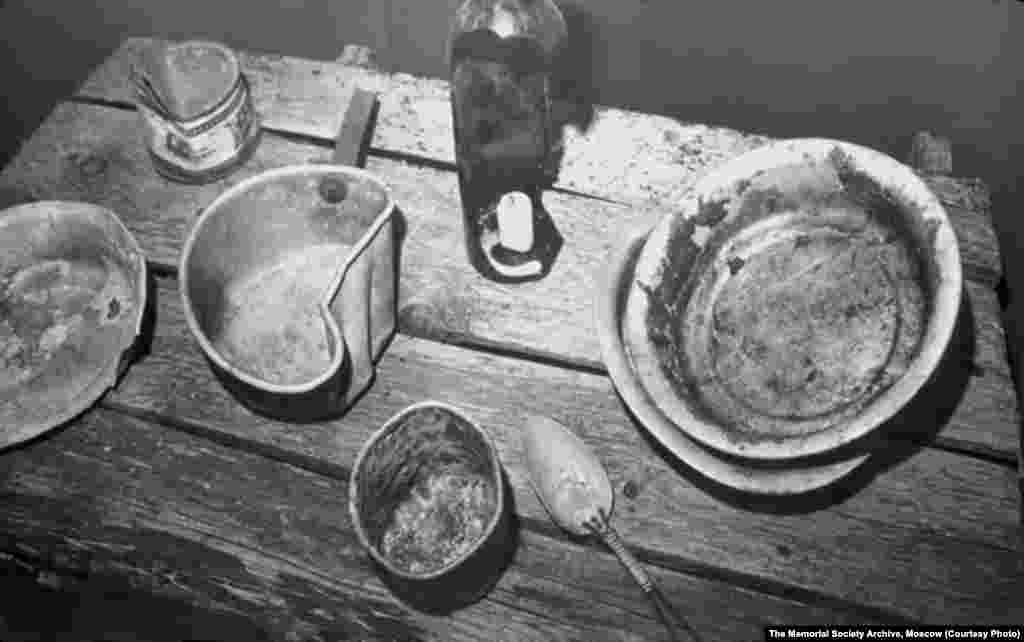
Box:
[332,88,379,168]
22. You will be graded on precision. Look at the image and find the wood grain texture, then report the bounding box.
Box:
[0,101,1017,459]
[0,35,1015,638]
[75,38,1002,285]
[91,274,1024,624]
[0,409,876,642]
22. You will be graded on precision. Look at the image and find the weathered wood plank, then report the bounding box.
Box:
[0,101,1016,458]
[94,274,1024,624]
[74,39,766,207]
[75,37,1002,285]
[0,409,877,642]
[0,554,281,642]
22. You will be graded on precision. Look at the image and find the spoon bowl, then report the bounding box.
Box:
[521,415,702,642]
[521,414,613,536]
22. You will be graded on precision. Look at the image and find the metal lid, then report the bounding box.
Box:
[134,40,240,122]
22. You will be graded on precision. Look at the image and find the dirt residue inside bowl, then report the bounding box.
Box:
[362,407,499,576]
[381,469,494,575]
[1,257,131,392]
[213,243,350,386]
[680,197,927,441]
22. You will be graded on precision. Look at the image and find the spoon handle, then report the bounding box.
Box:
[589,513,702,642]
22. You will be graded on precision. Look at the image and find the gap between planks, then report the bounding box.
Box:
[96,399,918,628]
[2,405,910,639]
[71,92,635,211]
[133,260,1020,469]
[85,272,1024,623]
[0,99,1012,461]
[71,37,1005,290]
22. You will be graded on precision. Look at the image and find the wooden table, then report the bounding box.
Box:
[1,38,1022,641]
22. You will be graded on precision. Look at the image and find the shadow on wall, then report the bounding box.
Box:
[552,0,600,133]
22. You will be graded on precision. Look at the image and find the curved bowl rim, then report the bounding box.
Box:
[0,200,148,444]
[629,137,963,461]
[178,163,395,394]
[347,400,507,580]
[596,226,871,494]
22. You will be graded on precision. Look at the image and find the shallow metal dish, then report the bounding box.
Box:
[0,201,147,447]
[626,139,962,461]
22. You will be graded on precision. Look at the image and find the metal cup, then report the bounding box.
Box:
[179,165,397,423]
[349,401,517,613]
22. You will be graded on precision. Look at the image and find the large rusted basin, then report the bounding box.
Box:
[624,139,962,461]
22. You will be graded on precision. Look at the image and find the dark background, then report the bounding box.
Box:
[1,0,1021,375]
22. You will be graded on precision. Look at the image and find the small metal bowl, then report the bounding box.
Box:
[626,139,962,461]
[0,201,147,447]
[349,401,514,613]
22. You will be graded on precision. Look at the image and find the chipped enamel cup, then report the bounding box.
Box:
[349,401,514,613]
[179,165,397,423]
[1,201,147,447]
[626,138,962,461]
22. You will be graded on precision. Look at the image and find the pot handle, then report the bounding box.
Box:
[330,86,391,407]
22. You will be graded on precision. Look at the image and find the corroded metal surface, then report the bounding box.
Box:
[0,201,146,447]
[628,139,962,462]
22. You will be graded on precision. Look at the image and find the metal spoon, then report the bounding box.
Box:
[521,414,702,642]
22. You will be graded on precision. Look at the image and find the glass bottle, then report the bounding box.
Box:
[449,0,567,283]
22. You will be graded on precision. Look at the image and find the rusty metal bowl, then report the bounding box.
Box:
[625,139,962,461]
[0,201,147,448]
[179,164,396,423]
